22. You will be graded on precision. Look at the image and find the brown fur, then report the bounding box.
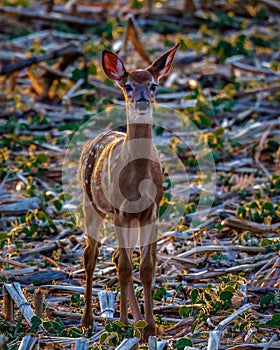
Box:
[127,70,154,84]
[80,43,179,342]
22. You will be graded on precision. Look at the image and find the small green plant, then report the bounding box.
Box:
[184,86,235,128]
[0,315,24,344]
[154,287,168,302]
[232,312,258,332]
[259,237,280,251]
[30,316,83,338]
[237,199,280,224]
[233,230,259,247]
[99,320,147,347]
[71,293,84,309]
[180,276,244,321]
[211,34,253,62]
[212,253,227,261]
[18,176,45,204]
[203,11,242,31]
[272,174,280,191]
[260,292,279,307]
[264,174,280,197]
[251,32,280,50]
[15,152,49,175]
[194,127,225,162]
[11,209,58,241]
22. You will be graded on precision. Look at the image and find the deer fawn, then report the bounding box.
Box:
[79,43,179,341]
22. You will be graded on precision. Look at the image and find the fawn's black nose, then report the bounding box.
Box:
[136,99,150,112]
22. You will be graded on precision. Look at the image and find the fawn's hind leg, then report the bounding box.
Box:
[81,197,104,336]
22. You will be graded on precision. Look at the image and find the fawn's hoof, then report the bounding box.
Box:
[143,324,156,342]
[81,314,93,337]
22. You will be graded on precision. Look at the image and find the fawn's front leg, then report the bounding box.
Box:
[114,215,138,325]
[118,246,133,324]
[82,198,104,336]
[112,248,142,322]
[140,221,157,341]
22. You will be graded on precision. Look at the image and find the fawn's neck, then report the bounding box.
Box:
[126,105,153,141]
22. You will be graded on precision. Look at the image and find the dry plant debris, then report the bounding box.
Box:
[0,0,280,349]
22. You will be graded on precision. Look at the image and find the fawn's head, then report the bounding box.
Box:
[102,43,180,115]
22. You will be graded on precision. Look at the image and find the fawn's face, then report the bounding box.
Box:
[121,70,157,114]
[102,43,179,115]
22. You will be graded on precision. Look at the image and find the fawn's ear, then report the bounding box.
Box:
[148,42,180,80]
[102,50,128,83]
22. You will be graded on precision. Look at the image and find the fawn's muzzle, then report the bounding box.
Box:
[136,99,150,112]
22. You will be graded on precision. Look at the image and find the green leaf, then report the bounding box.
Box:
[204,291,212,301]
[135,320,147,329]
[30,315,42,332]
[262,202,274,213]
[59,192,72,201]
[174,337,193,349]
[179,306,192,318]
[43,320,54,331]
[14,313,24,336]
[88,62,97,75]
[68,327,82,338]
[36,153,48,164]
[0,239,6,250]
[71,293,81,305]
[191,288,199,304]
[31,315,41,324]
[53,199,62,211]
[36,211,46,221]
[191,317,199,333]
[55,317,65,329]
[266,313,280,328]
[154,287,167,302]
[134,328,142,339]
[105,321,122,333]
[72,68,88,82]
[58,122,79,131]
[15,156,26,164]
[249,201,259,209]
[175,283,183,292]
[0,232,9,240]
[100,332,109,344]
[237,206,245,218]
[214,126,224,136]
[220,291,234,301]
[260,292,277,307]
[114,321,124,328]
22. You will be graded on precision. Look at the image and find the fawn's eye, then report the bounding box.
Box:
[124,84,133,93]
[150,84,158,92]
